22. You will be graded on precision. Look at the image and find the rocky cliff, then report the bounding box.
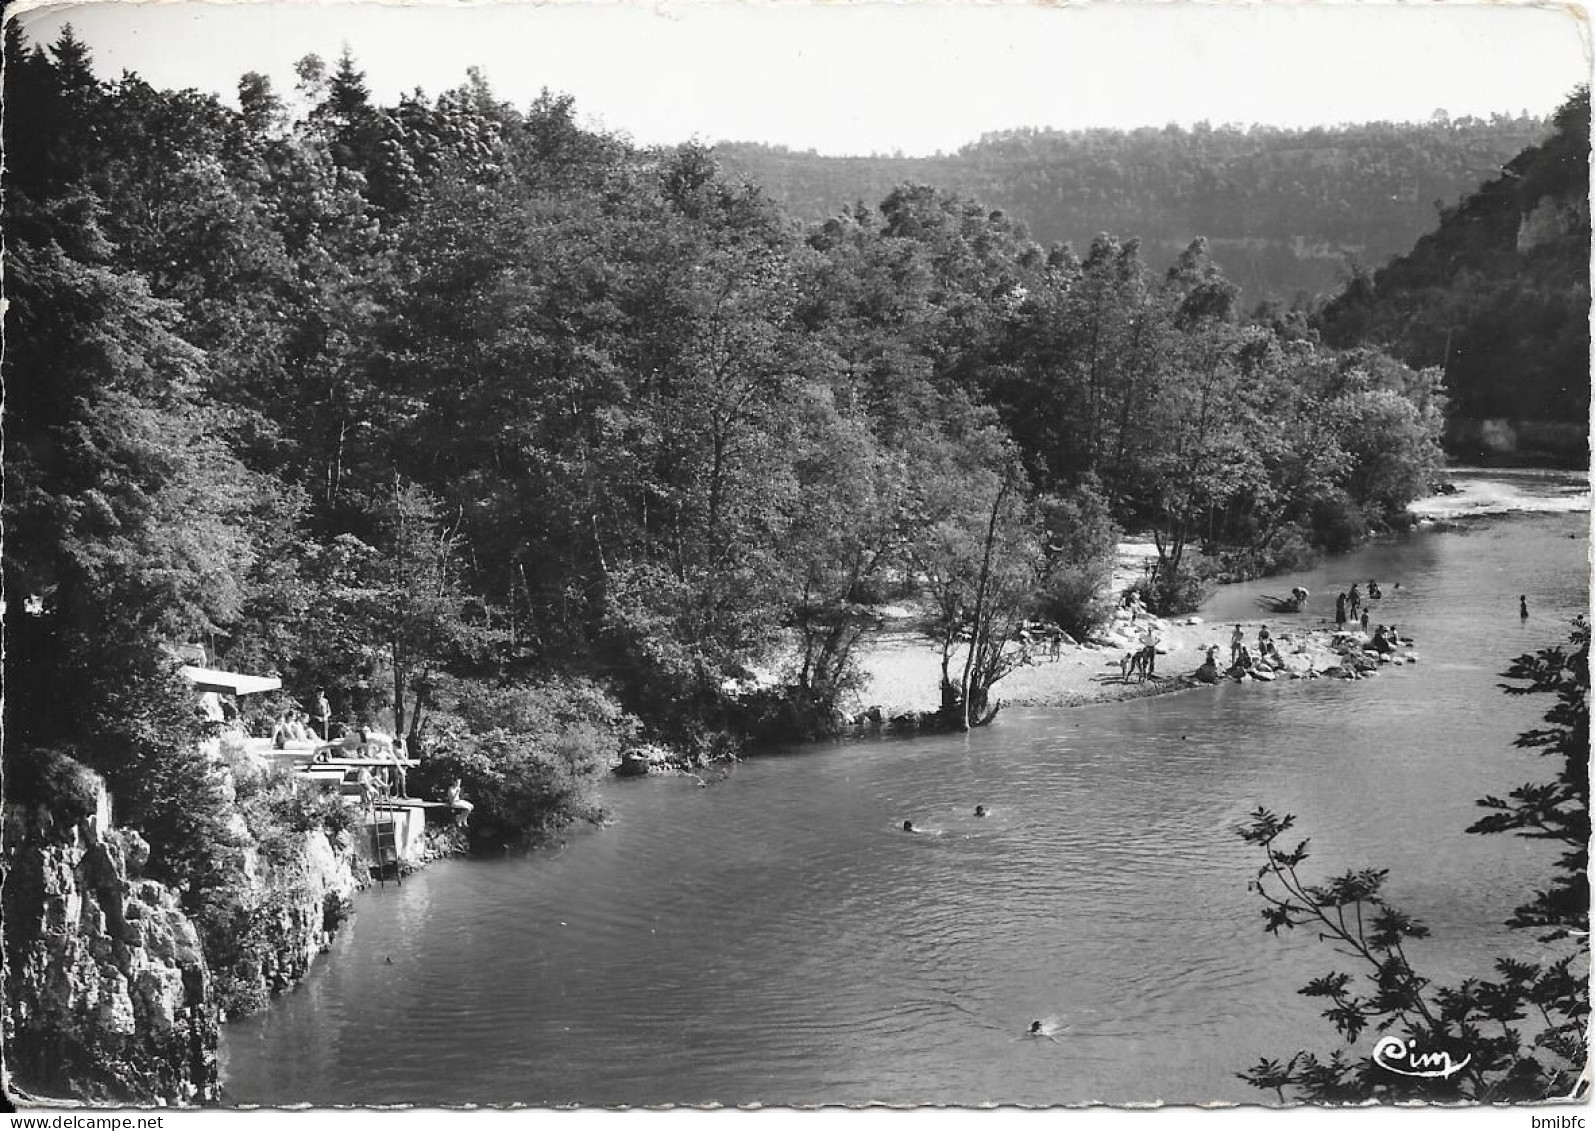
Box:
[3,798,216,1105]
[4,763,365,1105]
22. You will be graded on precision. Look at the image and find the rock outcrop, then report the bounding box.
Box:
[4,764,366,1105]
[207,827,360,1018]
[3,801,217,1105]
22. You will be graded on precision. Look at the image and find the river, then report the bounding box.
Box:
[220,469,1589,1107]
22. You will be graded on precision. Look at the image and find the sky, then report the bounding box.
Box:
[9,0,1593,156]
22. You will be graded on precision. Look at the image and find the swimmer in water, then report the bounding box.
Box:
[902,820,915,832]
[974,805,988,818]
[1022,1019,1060,1043]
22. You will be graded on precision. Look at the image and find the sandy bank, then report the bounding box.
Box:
[840,546,1414,719]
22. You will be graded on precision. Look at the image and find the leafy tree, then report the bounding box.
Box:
[1035,480,1119,639]
[1236,620,1589,1103]
[3,65,257,894]
[910,431,1042,727]
[776,401,912,728]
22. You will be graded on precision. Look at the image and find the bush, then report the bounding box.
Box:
[1213,524,1320,583]
[728,684,837,745]
[1309,491,1368,555]
[237,772,356,842]
[4,745,105,822]
[76,646,244,899]
[411,676,634,846]
[1037,481,1119,637]
[1134,558,1217,616]
[1037,564,1112,640]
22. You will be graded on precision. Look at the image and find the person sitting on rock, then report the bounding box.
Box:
[447,779,474,827]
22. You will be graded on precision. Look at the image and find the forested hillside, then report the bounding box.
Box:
[1317,89,1589,462]
[717,116,1548,302]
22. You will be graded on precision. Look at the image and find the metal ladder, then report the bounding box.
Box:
[371,816,401,887]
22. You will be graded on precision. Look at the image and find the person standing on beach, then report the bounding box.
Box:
[1360,609,1370,633]
[1335,592,1347,627]
[1348,584,1362,623]
[1230,624,1245,663]
[1520,595,1529,620]
[316,690,331,740]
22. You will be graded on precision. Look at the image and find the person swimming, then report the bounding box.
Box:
[1021,1019,1061,1043]
[974,805,988,818]
[902,820,915,832]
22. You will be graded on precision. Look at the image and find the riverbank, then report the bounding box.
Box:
[840,602,1399,719]
[837,539,1412,720]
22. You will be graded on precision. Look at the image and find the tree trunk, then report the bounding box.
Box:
[391,640,406,737]
[961,480,1010,732]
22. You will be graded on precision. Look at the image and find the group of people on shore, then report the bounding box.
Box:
[1232,623,1284,672]
[1196,623,1288,683]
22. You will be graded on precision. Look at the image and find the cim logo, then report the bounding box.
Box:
[1372,1035,1472,1079]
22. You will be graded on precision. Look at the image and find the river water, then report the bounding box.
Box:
[220,469,1589,1107]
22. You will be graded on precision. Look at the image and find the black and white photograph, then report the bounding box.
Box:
[2,0,1590,1115]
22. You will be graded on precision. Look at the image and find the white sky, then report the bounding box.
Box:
[9,0,1593,156]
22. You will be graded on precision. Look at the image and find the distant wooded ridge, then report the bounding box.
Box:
[716,116,1550,303]
[1317,90,1590,452]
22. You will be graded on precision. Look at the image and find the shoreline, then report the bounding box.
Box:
[839,541,1413,722]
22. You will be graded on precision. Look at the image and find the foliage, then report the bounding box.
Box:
[1035,482,1119,639]
[1470,622,1590,940]
[1237,621,1589,1103]
[410,677,634,844]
